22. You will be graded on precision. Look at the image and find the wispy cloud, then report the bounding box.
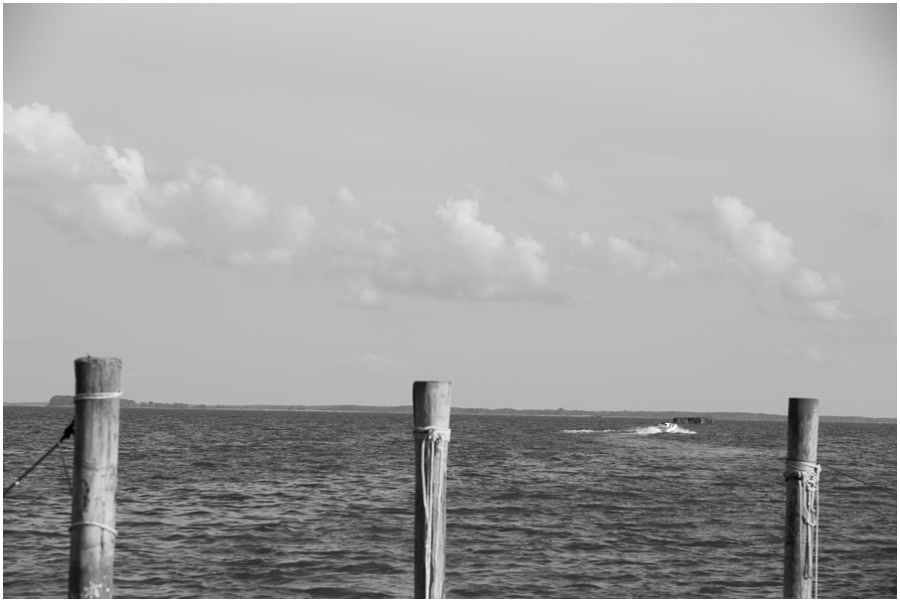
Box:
[3,333,31,342]
[319,199,566,304]
[808,300,853,323]
[328,185,360,211]
[607,237,679,279]
[341,352,409,373]
[430,197,563,301]
[692,196,852,325]
[805,345,827,363]
[604,195,855,326]
[5,102,569,306]
[705,196,797,276]
[537,170,571,197]
[846,206,887,232]
[5,101,318,268]
[338,275,387,310]
[800,345,859,366]
[5,101,856,319]
[568,230,595,249]
[783,268,846,301]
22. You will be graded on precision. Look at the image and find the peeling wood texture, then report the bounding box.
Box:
[69,357,121,599]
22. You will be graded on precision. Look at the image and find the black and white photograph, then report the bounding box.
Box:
[3,3,896,599]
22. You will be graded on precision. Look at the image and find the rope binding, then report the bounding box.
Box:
[414,426,450,599]
[784,457,821,599]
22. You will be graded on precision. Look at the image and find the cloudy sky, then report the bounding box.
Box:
[4,4,896,417]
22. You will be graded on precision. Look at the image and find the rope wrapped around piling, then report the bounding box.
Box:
[784,458,820,598]
[70,521,118,537]
[74,391,123,401]
[414,426,450,599]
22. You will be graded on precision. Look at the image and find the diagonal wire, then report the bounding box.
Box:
[3,420,75,497]
[59,440,74,496]
[818,460,897,497]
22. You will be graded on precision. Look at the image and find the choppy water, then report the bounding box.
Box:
[3,407,897,598]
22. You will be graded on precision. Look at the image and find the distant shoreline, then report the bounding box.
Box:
[5,400,895,423]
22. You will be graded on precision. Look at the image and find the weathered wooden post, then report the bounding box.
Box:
[412,381,451,599]
[69,357,122,599]
[783,397,820,599]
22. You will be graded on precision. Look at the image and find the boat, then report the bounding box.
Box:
[656,422,677,433]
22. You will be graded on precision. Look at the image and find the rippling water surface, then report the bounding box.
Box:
[3,407,896,598]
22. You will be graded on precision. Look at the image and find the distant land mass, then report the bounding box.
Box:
[26,396,895,423]
[47,395,169,408]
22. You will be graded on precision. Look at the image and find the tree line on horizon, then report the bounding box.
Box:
[40,396,894,423]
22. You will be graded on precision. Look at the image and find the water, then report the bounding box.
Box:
[3,407,897,598]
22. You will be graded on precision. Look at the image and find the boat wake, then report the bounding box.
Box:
[562,427,696,435]
[634,425,696,435]
[562,429,609,433]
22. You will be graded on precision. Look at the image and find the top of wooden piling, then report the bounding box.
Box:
[787,397,819,462]
[412,381,451,429]
[74,357,122,396]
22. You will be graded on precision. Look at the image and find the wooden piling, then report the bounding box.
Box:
[783,397,819,599]
[69,357,121,599]
[412,381,451,599]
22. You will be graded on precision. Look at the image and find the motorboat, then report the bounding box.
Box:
[656,422,678,433]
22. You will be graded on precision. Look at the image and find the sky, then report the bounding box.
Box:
[3,4,896,417]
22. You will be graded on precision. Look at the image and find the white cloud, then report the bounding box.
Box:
[3,333,31,342]
[4,101,110,183]
[607,237,678,279]
[803,344,858,366]
[322,219,414,302]
[708,196,796,276]
[694,196,851,325]
[809,300,853,323]
[5,101,570,306]
[4,101,319,268]
[283,204,317,245]
[784,268,845,300]
[317,201,563,304]
[372,219,398,236]
[343,352,408,372]
[329,185,360,211]
[538,170,571,197]
[434,198,506,267]
[805,345,827,363]
[340,275,386,310]
[608,237,646,269]
[782,269,851,323]
[431,198,559,300]
[568,231,595,249]
[512,236,550,285]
